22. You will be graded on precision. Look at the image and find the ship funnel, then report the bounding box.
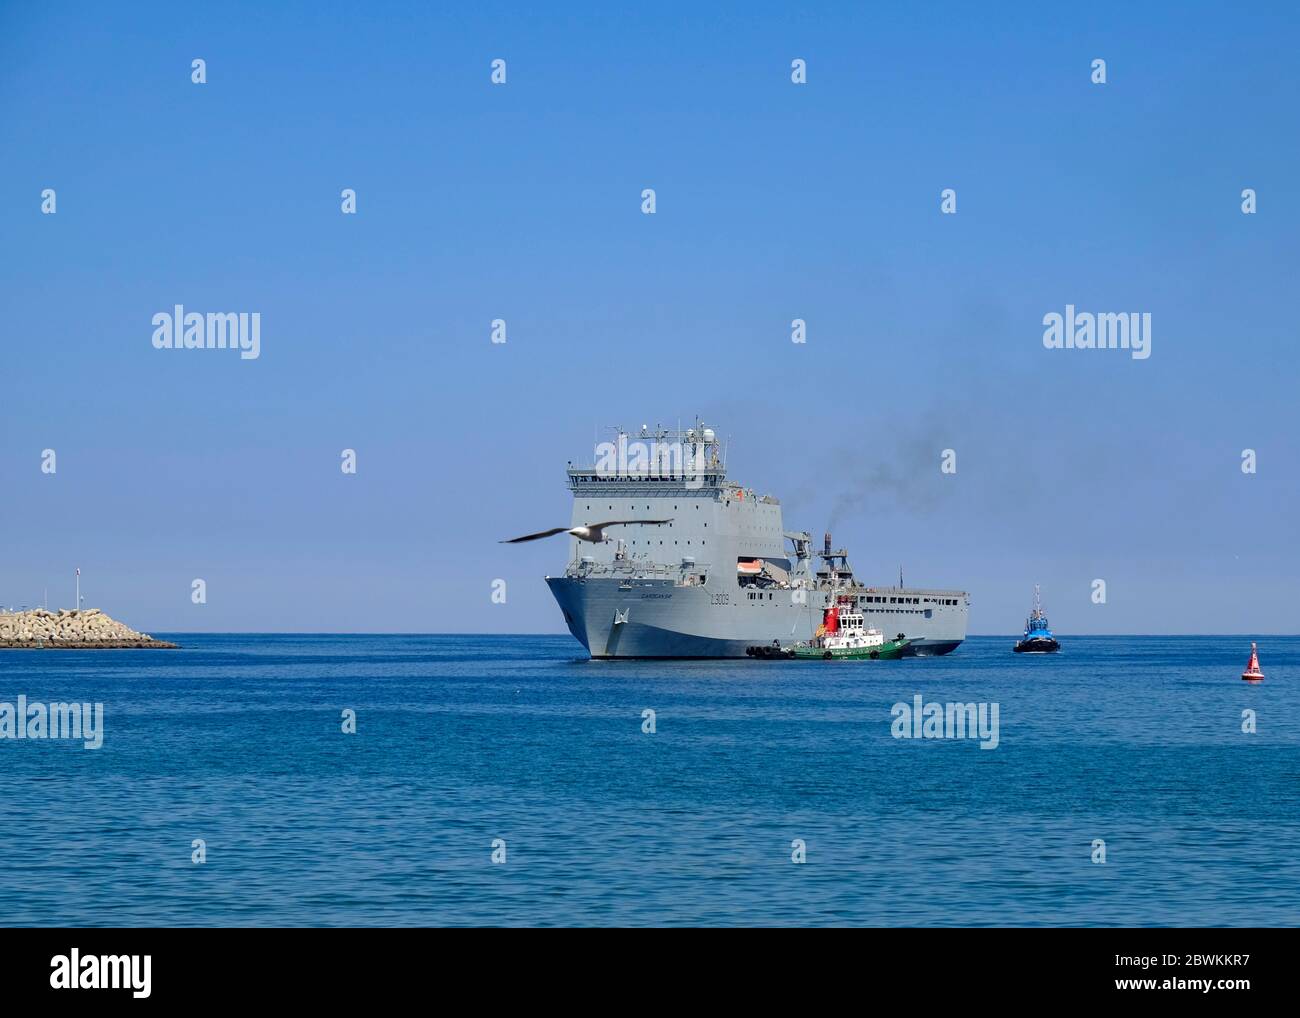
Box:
[824,532,832,556]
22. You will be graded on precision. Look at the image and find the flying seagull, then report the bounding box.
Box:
[501,519,673,544]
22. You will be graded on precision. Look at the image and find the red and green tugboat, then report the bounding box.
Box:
[748,597,910,660]
[1013,585,1059,654]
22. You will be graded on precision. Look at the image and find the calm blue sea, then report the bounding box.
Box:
[0,635,1296,927]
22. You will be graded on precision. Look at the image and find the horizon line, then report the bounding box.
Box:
[120,630,1300,638]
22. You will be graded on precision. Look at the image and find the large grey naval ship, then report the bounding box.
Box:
[506,422,969,658]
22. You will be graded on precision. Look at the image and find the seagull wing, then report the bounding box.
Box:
[589,519,674,528]
[500,526,570,544]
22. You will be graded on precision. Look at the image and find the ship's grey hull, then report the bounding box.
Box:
[547,576,965,659]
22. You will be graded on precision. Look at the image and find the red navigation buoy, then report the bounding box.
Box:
[1242,642,1265,682]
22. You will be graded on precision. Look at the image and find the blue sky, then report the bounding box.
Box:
[2,1,1297,634]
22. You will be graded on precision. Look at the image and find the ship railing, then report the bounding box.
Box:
[567,558,710,582]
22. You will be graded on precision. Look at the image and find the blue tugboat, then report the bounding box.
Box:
[1013,585,1059,653]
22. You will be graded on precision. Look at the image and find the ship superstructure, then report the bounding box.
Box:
[541,421,969,658]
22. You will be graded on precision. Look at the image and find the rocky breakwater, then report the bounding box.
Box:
[0,608,178,649]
